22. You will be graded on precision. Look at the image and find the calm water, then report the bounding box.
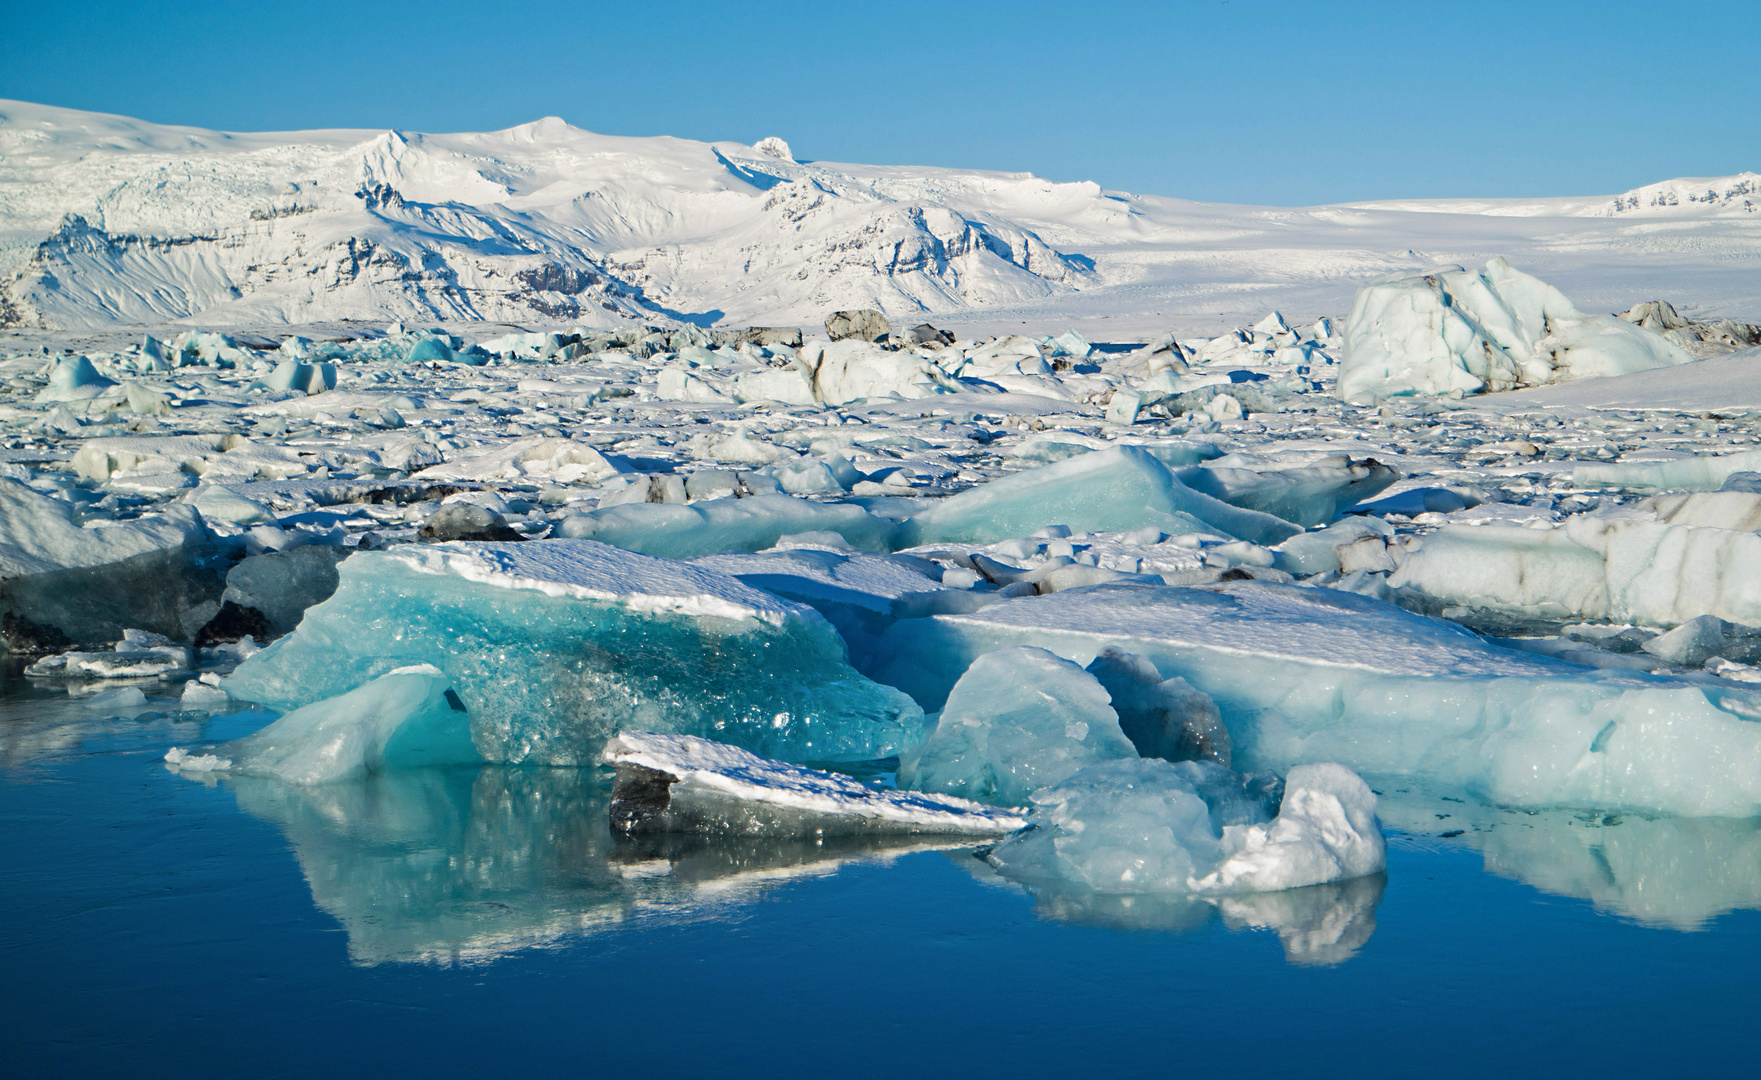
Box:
[5,682,1760,1078]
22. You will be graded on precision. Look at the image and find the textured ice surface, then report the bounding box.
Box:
[224,539,926,764]
[0,478,221,645]
[560,495,898,559]
[1338,258,1693,402]
[1177,456,1397,528]
[1392,512,1761,627]
[603,731,1025,836]
[172,665,480,784]
[900,446,1303,548]
[874,582,1761,816]
[987,758,1381,895]
[898,646,1138,807]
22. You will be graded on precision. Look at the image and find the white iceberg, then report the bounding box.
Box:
[1338,258,1693,403]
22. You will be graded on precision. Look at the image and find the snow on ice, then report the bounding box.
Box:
[9,101,1761,906]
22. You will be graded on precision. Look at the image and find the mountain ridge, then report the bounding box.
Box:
[2,99,1757,332]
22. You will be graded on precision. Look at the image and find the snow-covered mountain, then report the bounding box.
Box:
[2,99,1757,334]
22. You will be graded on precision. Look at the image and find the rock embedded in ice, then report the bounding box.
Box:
[898,646,1138,807]
[223,538,926,765]
[177,665,480,785]
[1084,646,1231,766]
[602,731,1025,837]
[825,309,893,343]
[1338,258,1694,403]
[417,502,525,542]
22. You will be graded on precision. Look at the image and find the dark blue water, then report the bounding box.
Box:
[5,691,1759,1078]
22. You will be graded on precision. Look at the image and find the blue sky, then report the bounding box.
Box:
[3,0,1755,205]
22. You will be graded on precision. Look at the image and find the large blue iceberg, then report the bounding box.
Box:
[224,539,926,764]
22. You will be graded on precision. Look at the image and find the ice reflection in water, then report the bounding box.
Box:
[1378,790,1761,931]
[954,852,1385,965]
[216,765,973,966]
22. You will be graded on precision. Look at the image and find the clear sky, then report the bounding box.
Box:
[3,0,1756,206]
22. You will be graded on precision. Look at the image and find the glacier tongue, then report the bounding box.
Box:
[222,538,927,765]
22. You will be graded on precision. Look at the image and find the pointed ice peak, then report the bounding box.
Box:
[753,136,793,162]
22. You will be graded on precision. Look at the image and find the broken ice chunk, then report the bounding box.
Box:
[899,446,1301,549]
[1190,763,1387,894]
[560,494,898,559]
[603,731,1025,837]
[987,758,1382,896]
[223,539,926,765]
[898,646,1138,806]
[0,478,221,646]
[186,665,479,785]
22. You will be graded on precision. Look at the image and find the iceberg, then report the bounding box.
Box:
[870,581,1761,816]
[1176,455,1398,529]
[898,646,1138,807]
[223,539,926,764]
[170,665,481,785]
[1390,512,1761,628]
[1338,258,1693,403]
[899,446,1303,548]
[559,494,899,559]
[986,758,1383,895]
[0,478,221,646]
[603,731,1025,837]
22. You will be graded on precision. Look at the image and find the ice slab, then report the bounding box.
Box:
[898,646,1138,807]
[170,665,480,785]
[1339,258,1692,402]
[1391,513,1761,628]
[0,478,221,645]
[987,758,1382,895]
[1576,449,1761,493]
[603,731,1025,837]
[560,494,899,559]
[899,446,1303,548]
[871,581,1761,816]
[1176,456,1398,528]
[223,539,926,764]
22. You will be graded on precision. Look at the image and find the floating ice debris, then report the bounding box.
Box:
[223,539,926,765]
[603,731,1025,837]
[986,758,1383,896]
[1338,257,1694,402]
[899,646,1138,807]
[164,746,232,772]
[1084,646,1231,766]
[25,628,193,679]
